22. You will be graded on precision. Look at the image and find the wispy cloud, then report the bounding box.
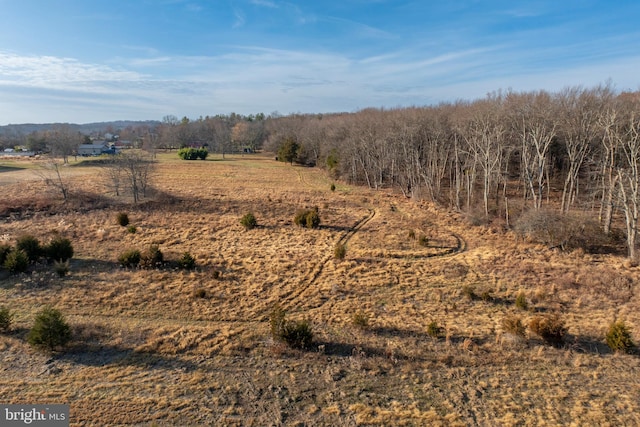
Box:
[250,0,278,8]
[233,8,246,28]
[323,16,396,40]
[0,52,143,89]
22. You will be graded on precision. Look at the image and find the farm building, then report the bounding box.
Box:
[77,143,115,156]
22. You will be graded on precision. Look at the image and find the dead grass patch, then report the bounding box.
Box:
[0,155,638,425]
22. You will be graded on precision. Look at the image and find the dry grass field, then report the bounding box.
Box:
[0,153,639,426]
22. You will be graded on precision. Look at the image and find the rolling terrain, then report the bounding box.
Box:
[0,153,639,426]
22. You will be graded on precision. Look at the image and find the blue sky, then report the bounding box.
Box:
[0,0,639,124]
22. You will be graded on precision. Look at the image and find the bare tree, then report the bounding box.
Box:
[616,106,640,259]
[507,91,557,211]
[47,125,82,164]
[558,86,612,212]
[461,97,507,217]
[597,105,622,234]
[103,151,155,203]
[35,161,71,201]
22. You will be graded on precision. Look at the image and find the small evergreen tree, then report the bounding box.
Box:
[27,307,72,351]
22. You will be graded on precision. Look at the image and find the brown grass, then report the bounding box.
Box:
[0,153,639,425]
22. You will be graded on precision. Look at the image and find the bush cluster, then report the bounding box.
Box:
[269,304,313,349]
[178,147,208,160]
[352,310,369,329]
[118,249,141,268]
[515,292,529,310]
[502,314,526,338]
[0,306,13,332]
[27,307,72,351]
[117,247,193,270]
[514,209,608,252]
[45,236,74,262]
[427,320,444,339]
[529,314,566,347]
[294,207,320,229]
[140,245,164,269]
[116,212,130,227]
[606,320,635,353]
[178,252,196,270]
[240,212,257,230]
[53,260,70,277]
[334,243,347,260]
[16,235,42,263]
[0,234,74,275]
[4,249,29,274]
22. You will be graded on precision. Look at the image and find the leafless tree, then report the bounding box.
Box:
[558,86,613,213]
[103,151,155,203]
[461,97,507,217]
[47,124,82,164]
[615,105,640,259]
[35,161,71,201]
[507,91,557,211]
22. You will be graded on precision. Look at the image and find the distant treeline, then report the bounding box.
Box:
[4,84,640,256]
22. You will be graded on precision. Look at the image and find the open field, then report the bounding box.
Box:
[1,153,639,426]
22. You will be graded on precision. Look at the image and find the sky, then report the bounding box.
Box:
[0,0,639,125]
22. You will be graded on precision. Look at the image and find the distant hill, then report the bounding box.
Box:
[0,120,161,136]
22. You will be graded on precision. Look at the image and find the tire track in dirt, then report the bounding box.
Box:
[288,167,468,308]
[278,208,376,311]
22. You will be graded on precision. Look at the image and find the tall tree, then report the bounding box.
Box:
[47,125,82,164]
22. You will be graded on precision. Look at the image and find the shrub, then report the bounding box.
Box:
[141,245,164,269]
[330,183,336,192]
[45,236,74,262]
[294,207,320,229]
[352,310,369,329]
[16,235,41,263]
[281,319,313,349]
[606,320,635,354]
[334,243,347,260]
[269,304,287,339]
[502,314,526,338]
[193,288,207,299]
[127,225,137,234]
[514,209,608,252]
[305,208,320,229]
[178,252,196,270]
[480,290,493,302]
[515,292,528,310]
[427,320,444,339]
[0,306,13,332]
[116,212,130,227]
[53,260,70,277]
[4,249,29,274]
[178,147,208,160]
[118,249,141,268]
[407,230,416,240]
[27,307,72,351]
[418,235,429,247]
[240,212,257,230]
[0,243,12,265]
[269,304,313,349]
[529,314,566,347]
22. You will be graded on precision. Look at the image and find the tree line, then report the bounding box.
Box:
[264,84,640,258]
[5,83,640,257]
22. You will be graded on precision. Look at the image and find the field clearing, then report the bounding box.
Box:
[1,153,639,426]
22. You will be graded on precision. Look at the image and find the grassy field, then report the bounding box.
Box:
[0,153,639,426]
